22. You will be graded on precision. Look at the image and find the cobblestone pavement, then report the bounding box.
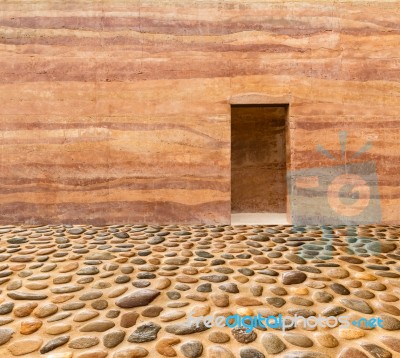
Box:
[0,224,399,358]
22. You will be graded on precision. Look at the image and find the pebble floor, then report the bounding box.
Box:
[0,224,400,358]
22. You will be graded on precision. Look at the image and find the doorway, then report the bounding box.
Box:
[231,104,289,224]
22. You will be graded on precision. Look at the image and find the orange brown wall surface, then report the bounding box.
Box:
[0,0,399,224]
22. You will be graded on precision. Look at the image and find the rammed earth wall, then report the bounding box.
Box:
[0,1,399,224]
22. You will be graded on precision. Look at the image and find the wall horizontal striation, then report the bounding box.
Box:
[0,0,399,224]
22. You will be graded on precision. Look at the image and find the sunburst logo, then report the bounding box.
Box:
[316,131,373,161]
[317,131,374,218]
[288,131,381,226]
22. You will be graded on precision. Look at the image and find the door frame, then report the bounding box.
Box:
[229,93,292,224]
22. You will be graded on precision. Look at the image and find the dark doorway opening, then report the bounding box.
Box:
[231,104,288,222]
